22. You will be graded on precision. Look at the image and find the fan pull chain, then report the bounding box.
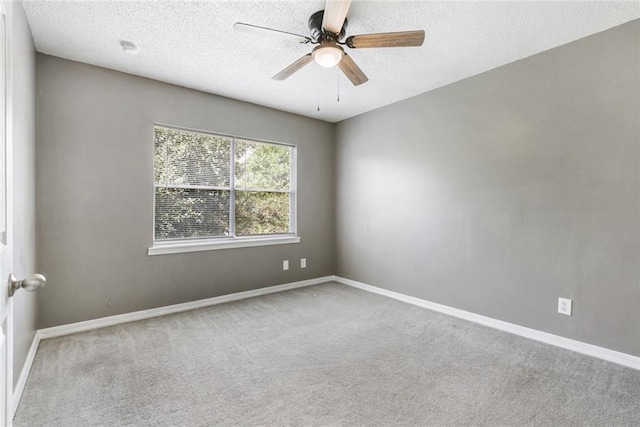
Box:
[317,65,321,112]
[337,67,340,102]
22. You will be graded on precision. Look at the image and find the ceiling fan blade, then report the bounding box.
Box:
[322,0,352,34]
[234,22,311,44]
[338,53,368,86]
[346,30,425,48]
[272,54,314,81]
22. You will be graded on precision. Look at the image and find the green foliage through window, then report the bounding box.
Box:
[154,126,294,240]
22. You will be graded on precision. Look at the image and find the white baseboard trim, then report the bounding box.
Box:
[13,330,41,416]
[39,276,333,340]
[333,276,640,371]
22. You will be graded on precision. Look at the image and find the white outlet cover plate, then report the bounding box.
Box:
[558,297,572,316]
[301,258,306,268]
[283,260,289,271]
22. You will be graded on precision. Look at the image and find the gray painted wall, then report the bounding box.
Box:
[36,55,334,328]
[8,1,37,388]
[36,20,639,358]
[335,21,640,357]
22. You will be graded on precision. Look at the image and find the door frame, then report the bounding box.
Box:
[0,0,15,424]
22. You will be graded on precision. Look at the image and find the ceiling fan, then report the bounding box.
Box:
[234,0,425,86]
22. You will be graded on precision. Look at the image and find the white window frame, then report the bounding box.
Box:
[148,124,300,256]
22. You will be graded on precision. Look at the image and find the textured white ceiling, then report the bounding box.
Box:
[23,1,640,123]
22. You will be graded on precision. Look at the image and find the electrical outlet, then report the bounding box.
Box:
[301,258,307,269]
[558,297,572,316]
[283,260,289,271]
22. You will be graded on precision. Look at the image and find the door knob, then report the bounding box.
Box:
[9,273,46,297]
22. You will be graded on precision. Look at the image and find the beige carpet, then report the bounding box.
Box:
[14,282,640,425]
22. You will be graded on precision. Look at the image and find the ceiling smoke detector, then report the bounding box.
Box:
[120,41,139,55]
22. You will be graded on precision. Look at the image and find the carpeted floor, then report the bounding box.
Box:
[14,282,640,426]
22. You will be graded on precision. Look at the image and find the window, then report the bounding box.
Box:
[150,125,298,255]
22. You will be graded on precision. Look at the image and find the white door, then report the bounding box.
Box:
[0,1,12,425]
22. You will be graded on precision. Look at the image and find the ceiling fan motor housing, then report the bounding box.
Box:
[308,10,348,42]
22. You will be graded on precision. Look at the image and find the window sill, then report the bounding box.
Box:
[148,235,301,256]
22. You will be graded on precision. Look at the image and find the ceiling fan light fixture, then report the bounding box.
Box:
[312,44,343,68]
